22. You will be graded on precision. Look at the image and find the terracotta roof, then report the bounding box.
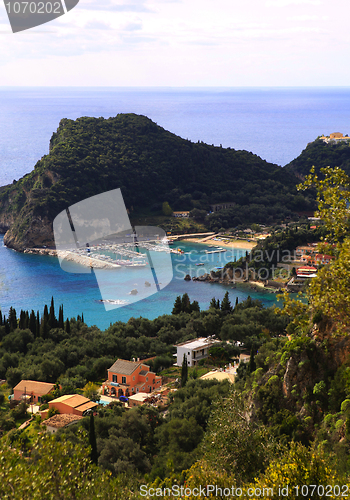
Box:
[108,359,141,375]
[50,394,91,408]
[14,380,55,396]
[43,414,83,429]
[76,401,98,413]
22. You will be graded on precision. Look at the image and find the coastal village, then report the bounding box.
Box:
[5,339,250,435]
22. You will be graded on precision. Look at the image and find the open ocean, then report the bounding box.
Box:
[1,87,350,328]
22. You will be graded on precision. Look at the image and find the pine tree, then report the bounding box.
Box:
[209,297,219,309]
[172,296,182,315]
[221,291,232,313]
[181,293,191,314]
[89,413,98,465]
[191,300,200,312]
[181,354,188,387]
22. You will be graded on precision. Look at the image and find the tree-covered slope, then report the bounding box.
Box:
[285,137,350,178]
[0,113,310,250]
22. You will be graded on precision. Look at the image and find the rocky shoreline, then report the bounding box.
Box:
[185,269,299,294]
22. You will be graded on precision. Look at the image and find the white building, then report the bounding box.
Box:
[175,337,217,367]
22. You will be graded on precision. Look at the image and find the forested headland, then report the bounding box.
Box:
[0,114,314,251]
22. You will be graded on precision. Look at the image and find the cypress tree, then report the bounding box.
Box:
[81,313,84,324]
[49,296,56,329]
[40,315,49,339]
[235,297,239,307]
[8,307,17,332]
[89,413,98,465]
[58,305,64,329]
[65,319,71,334]
[0,309,2,326]
[181,354,188,387]
[19,310,26,330]
[43,304,49,322]
[4,317,10,335]
[36,311,40,338]
[29,310,36,336]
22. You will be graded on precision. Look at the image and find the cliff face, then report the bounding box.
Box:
[3,215,54,251]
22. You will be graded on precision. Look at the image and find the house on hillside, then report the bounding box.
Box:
[175,337,217,367]
[42,414,83,434]
[13,380,56,404]
[296,266,318,278]
[49,394,98,416]
[102,359,162,398]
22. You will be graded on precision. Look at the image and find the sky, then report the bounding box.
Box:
[0,0,349,86]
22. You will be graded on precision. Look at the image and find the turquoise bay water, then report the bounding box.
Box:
[0,236,279,330]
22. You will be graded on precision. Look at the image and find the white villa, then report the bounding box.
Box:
[175,337,217,367]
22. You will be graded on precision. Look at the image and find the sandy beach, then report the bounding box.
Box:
[180,236,257,250]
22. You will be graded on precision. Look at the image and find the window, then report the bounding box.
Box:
[122,376,126,384]
[112,375,117,383]
[146,377,148,382]
[133,376,135,381]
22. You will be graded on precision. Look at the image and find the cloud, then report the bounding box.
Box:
[81,0,154,12]
[265,0,321,5]
[84,20,113,30]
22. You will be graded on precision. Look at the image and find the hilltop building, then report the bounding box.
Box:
[320,132,349,143]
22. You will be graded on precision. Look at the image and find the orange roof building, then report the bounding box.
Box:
[13,380,55,403]
[49,394,98,416]
[102,359,162,398]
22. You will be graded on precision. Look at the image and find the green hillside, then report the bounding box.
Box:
[0,113,312,250]
[285,137,350,178]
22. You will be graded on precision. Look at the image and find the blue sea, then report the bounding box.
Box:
[1,87,349,329]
